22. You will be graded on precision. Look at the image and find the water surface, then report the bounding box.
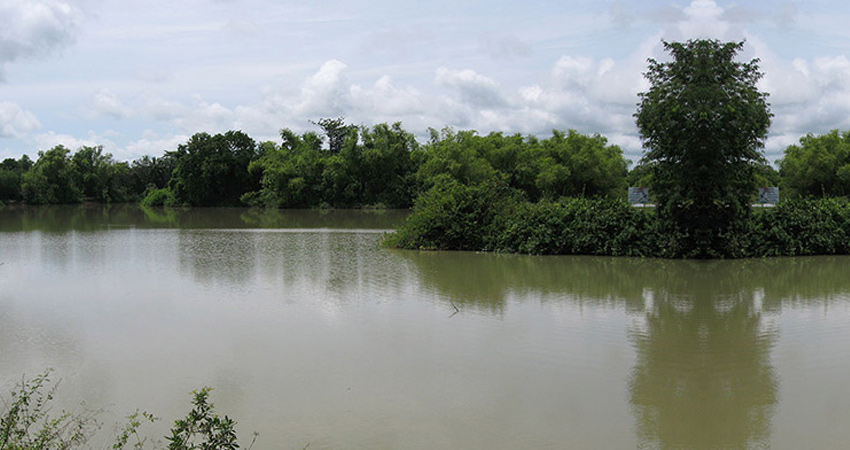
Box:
[1,205,849,449]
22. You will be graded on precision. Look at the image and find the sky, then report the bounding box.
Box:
[2,0,850,165]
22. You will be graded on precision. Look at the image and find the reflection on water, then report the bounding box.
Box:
[0,204,408,232]
[629,265,778,450]
[2,207,850,449]
[396,252,850,449]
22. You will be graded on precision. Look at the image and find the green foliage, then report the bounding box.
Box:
[112,411,158,450]
[387,191,662,257]
[130,155,176,198]
[385,177,521,251]
[778,130,850,197]
[493,199,659,256]
[0,156,31,202]
[413,128,498,189]
[743,198,850,256]
[166,388,250,450]
[140,187,178,207]
[247,122,418,208]
[70,146,133,203]
[2,372,253,450]
[413,128,628,200]
[21,146,82,205]
[169,131,261,206]
[635,40,772,258]
[0,370,98,450]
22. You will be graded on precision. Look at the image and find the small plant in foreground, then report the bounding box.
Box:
[0,370,99,450]
[2,372,255,450]
[166,387,255,450]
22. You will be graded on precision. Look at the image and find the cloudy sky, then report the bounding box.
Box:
[2,0,850,165]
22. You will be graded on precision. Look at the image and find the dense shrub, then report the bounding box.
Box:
[493,199,660,256]
[384,177,522,251]
[744,199,850,257]
[387,196,850,259]
[140,187,178,207]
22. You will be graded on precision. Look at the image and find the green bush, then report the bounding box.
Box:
[384,177,521,251]
[387,194,850,259]
[493,199,660,256]
[744,199,850,257]
[1,371,254,450]
[140,188,177,207]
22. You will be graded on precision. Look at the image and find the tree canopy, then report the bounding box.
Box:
[778,130,850,198]
[635,40,772,258]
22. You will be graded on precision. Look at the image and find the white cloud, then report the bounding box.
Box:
[0,0,80,79]
[174,101,236,134]
[296,60,352,117]
[119,133,189,161]
[33,130,105,152]
[0,102,41,137]
[91,88,133,119]
[435,67,506,108]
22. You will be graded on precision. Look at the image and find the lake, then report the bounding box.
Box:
[1,205,849,449]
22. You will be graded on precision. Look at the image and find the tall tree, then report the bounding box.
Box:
[635,40,772,258]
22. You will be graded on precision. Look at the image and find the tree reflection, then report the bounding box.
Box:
[397,252,850,448]
[629,262,779,450]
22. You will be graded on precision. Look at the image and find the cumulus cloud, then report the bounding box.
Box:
[0,0,80,79]
[12,0,847,166]
[33,130,105,152]
[0,102,41,137]
[174,101,236,134]
[119,132,190,161]
[296,60,352,117]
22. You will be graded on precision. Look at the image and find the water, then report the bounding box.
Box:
[1,205,849,449]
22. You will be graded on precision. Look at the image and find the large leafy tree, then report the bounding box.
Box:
[21,145,82,204]
[169,130,260,206]
[635,40,772,258]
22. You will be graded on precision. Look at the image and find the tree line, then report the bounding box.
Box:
[1,121,847,210]
[0,121,630,208]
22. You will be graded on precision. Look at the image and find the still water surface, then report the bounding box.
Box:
[1,205,850,449]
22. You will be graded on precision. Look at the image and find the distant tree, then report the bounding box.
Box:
[71,145,127,202]
[635,40,772,258]
[414,128,498,189]
[0,155,32,201]
[245,122,419,208]
[21,145,82,204]
[169,131,260,206]
[130,154,176,195]
[311,117,356,154]
[778,130,850,197]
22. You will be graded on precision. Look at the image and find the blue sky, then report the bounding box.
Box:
[2,0,850,164]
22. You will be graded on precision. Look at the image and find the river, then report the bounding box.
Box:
[1,205,849,449]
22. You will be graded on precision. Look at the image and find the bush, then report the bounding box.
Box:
[744,198,850,257]
[0,370,98,450]
[387,194,850,258]
[140,188,177,207]
[1,371,254,450]
[493,198,661,256]
[384,177,521,251]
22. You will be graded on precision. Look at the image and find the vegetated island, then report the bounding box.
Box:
[2,40,849,259]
